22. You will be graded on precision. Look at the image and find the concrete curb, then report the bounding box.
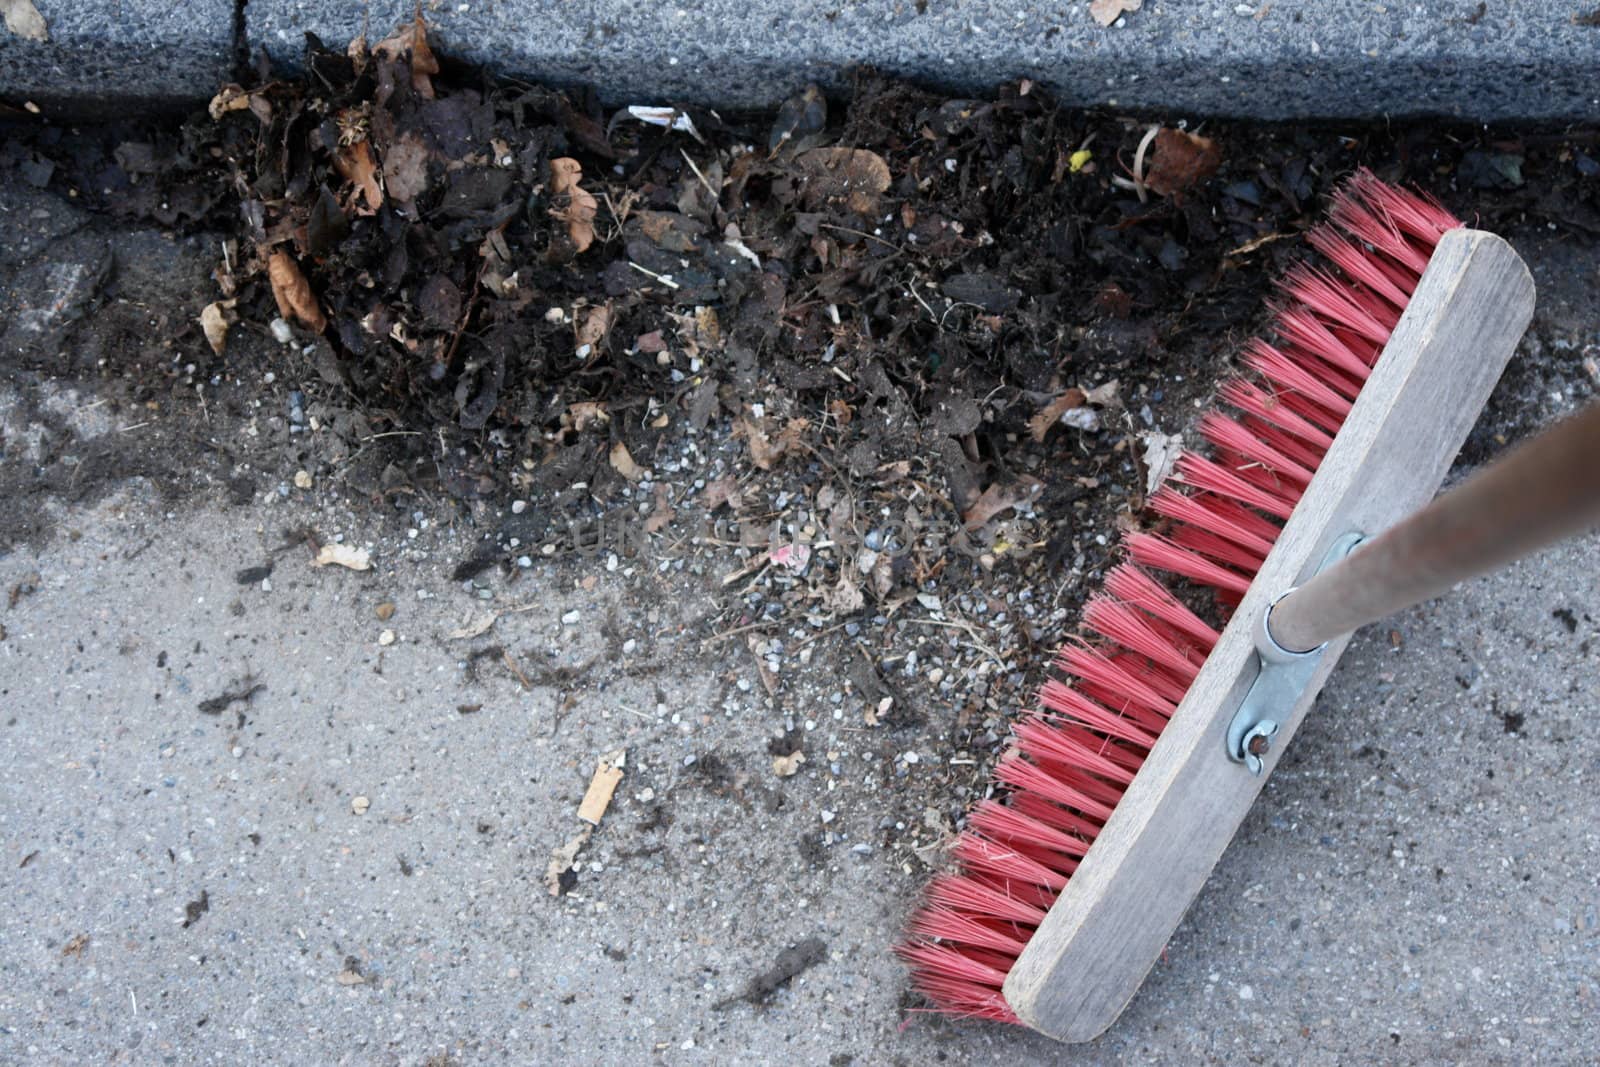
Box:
[4,0,1600,120]
[0,0,237,114]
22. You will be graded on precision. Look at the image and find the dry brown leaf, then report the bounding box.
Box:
[577,749,625,825]
[693,305,722,349]
[1145,128,1221,197]
[266,250,327,332]
[1084,379,1121,406]
[609,441,647,482]
[826,576,866,616]
[871,552,894,598]
[1089,0,1142,26]
[1,0,48,41]
[544,828,591,896]
[576,304,612,352]
[702,475,743,511]
[772,751,806,778]
[736,417,780,470]
[548,157,599,253]
[643,484,676,533]
[334,139,384,212]
[407,16,439,96]
[1027,388,1086,442]
[199,300,234,356]
[373,15,438,97]
[383,132,430,204]
[207,84,252,121]
[962,476,1044,531]
[335,968,367,986]
[796,147,892,213]
[311,543,371,571]
[1141,431,1184,496]
[565,400,609,431]
[447,614,499,640]
[736,417,808,471]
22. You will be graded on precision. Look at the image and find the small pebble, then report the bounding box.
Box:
[269,318,293,344]
[378,629,396,646]
[293,470,312,489]
[561,610,581,625]
[511,499,527,514]
[622,639,637,654]
[374,602,396,621]
[351,796,370,815]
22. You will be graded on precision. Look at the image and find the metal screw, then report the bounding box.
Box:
[1239,721,1279,776]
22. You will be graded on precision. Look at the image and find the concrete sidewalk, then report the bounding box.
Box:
[0,458,1596,1065]
[3,0,1599,119]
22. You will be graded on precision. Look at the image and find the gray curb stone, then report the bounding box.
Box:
[252,0,1600,120]
[0,0,236,114]
[4,1,1600,121]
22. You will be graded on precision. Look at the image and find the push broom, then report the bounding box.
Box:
[898,168,1600,1040]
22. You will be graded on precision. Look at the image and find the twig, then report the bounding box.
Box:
[501,648,534,690]
[817,222,905,254]
[628,262,681,290]
[906,617,1008,669]
[703,618,775,646]
[679,148,718,202]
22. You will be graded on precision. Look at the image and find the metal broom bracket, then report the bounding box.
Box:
[1226,532,1365,774]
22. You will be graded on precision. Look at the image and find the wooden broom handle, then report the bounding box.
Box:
[1269,401,1600,653]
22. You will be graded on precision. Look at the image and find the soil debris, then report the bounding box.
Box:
[197,680,264,715]
[717,936,829,1007]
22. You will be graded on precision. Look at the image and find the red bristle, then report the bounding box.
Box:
[995,754,1118,821]
[1102,564,1220,650]
[968,799,1096,858]
[1217,454,1309,510]
[1083,597,1205,681]
[1174,523,1270,572]
[1104,650,1190,706]
[969,872,1060,913]
[1057,643,1180,717]
[1306,227,1414,309]
[1009,791,1106,843]
[896,940,1012,989]
[1126,530,1253,594]
[1218,379,1336,449]
[1274,303,1375,380]
[1199,413,1316,483]
[1176,453,1297,520]
[899,172,1448,1023]
[926,871,1052,924]
[1349,167,1460,244]
[1236,415,1327,471]
[951,835,1072,890]
[1149,490,1280,560]
[1328,192,1432,273]
[1038,680,1165,744]
[908,909,1032,955]
[1004,753,1130,819]
[1282,263,1398,344]
[1016,720,1138,785]
[1242,340,1355,421]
